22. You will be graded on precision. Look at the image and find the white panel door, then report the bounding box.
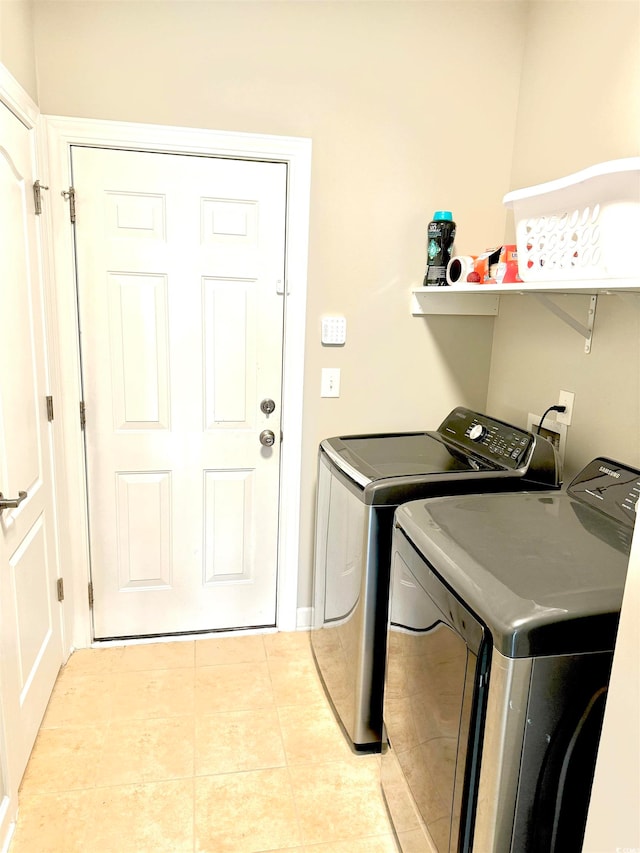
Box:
[0,100,63,834]
[72,147,287,638]
[0,701,12,850]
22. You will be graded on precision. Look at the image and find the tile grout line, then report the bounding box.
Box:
[266,638,307,850]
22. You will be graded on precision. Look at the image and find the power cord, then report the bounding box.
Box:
[537,404,567,434]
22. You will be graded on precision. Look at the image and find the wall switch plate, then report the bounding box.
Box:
[321,316,347,346]
[321,367,341,397]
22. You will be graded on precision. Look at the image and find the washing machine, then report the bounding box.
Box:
[382,456,639,852]
[310,406,560,752]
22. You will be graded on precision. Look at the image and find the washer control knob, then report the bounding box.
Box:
[469,424,486,442]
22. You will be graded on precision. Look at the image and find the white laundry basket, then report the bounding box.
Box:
[503,158,640,282]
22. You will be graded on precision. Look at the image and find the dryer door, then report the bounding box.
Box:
[383,527,490,852]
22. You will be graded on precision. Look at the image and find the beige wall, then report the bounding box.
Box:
[0,0,37,100]
[32,0,529,607]
[584,529,640,850]
[510,0,640,190]
[487,0,640,479]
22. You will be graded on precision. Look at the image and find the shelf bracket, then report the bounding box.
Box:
[533,293,598,354]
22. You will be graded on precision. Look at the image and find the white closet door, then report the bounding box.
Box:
[0,99,63,835]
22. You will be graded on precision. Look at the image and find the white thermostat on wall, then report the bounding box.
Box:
[321,315,347,346]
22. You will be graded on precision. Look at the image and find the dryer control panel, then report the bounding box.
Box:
[438,407,534,470]
[568,457,640,527]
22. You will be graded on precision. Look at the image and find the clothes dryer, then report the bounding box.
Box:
[310,407,560,751]
[382,457,639,852]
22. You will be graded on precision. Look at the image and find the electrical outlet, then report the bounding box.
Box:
[556,390,575,426]
[527,412,567,468]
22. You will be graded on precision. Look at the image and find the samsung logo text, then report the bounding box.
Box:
[599,466,620,479]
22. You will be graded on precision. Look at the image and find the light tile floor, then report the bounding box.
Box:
[9,632,399,853]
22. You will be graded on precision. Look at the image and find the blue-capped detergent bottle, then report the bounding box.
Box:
[423,211,456,286]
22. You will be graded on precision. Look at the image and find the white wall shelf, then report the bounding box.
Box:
[411,290,501,316]
[412,279,640,312]
[411,281,640,354]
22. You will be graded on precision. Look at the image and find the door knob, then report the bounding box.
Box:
[260,430,276,447]
[260,398,276,415]
[0,491,27,513]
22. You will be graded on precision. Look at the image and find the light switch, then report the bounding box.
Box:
[321,316,347,346]
[321,368,341,397]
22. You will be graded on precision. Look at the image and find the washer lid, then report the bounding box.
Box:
[395,481,635,657]
[319,407,558,493]
[323,432,490,486]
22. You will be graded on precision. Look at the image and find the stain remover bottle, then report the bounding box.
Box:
[423,211,456,286]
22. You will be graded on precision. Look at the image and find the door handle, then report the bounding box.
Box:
[259,430,276,447]
[0,491,27,513]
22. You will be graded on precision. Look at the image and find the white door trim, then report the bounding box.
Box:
[0,64,38,126]
[41,115,311,647]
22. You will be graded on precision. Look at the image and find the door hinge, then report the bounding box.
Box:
[88,581,94,609]
[61,186,77,223]
[57,578,64,602]
[33,180,50,215]
[80,400,86,431]
[46,395,54,422]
